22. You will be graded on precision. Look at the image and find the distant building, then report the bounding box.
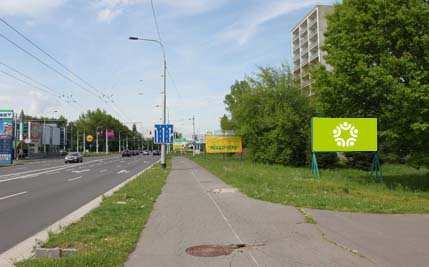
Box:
[291,5,334,94]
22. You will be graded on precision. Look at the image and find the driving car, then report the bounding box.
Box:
[122,150,132,157]
[65,152,83,163]
[142,150,150,155]
[152,150,161,156]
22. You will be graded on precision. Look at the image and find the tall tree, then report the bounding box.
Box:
[312,0,428,165]
[224,65,315,165]
[220,115,234,133]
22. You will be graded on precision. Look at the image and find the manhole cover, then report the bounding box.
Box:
[186,244,246,257]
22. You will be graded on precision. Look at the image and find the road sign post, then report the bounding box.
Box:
[154,124,174,145]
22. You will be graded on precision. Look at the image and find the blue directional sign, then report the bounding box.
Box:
[154,124,174,144]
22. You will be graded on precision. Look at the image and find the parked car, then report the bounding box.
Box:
[122,150,132,157]
[152,150,161,156]
[142,150,150,156]
[65,152,83,163]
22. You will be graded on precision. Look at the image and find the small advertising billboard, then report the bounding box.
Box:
[0,110,14,165]
[205,135,242,154]
[312,118,377,152]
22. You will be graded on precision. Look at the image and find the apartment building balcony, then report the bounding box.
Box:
[309,42,318,52]
[310,52,319,62]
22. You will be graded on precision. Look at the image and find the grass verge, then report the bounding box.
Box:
[190,155,429,214]
[17,161,170,267]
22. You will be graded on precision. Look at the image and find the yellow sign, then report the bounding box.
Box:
[206,136,242,154]
[173,144,186,152]
[86,135,94,143]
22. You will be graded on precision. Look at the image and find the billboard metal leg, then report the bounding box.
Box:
[371,152,383,182]
[311,152,320,179]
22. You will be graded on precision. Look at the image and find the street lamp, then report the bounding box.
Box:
[129,36,167,168]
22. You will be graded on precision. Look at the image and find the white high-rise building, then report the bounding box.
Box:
[291,5,334,92]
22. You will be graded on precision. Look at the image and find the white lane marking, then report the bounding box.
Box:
[0,157,113,179]
[46,171,61,175]
[117,170,129,174]
[71,169,90,174]
[67,176,82,182]
[100,169,108,173]
[0,191,28,201]
[191,169,259,267]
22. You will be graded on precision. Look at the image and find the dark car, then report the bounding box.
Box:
[152,150,161,156]
[122,150,132,157]
[65,152,83,163]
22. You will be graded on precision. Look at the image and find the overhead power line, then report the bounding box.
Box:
[0,31,100,99]
[0,17,103,96]
[0,17,130,121]
[149,0,183,101]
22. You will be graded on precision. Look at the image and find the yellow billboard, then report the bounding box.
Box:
[206,136,242,154]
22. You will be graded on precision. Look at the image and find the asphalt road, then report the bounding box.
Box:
[0,154,159,253]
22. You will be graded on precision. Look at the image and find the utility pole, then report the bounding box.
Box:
[63,127,66,151]
[191,116,196,156]
[119,132,122,153]
[83,131,86,154]
[96,128,99,153]
[76,130,79,152]
[43,118,46,154]
[105,129,109,154]
[126,136,129,150]
[129,36,167,168]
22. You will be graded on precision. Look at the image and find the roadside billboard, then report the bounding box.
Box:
[312,118,377,152]
[205,135,242,154]
[173,137,188,152]
[0,110,14,165]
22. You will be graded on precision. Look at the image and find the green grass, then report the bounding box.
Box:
[18,162,170,267]
[191,155,429,214]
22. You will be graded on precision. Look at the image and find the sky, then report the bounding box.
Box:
[0,0,335,137]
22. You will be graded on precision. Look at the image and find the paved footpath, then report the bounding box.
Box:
[126,157,371,267]
[307,209,429,266]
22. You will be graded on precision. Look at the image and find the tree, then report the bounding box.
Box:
[220,115,234,133]
[73,109,131,151]
[224,65,315,165]
[312,0,429,165]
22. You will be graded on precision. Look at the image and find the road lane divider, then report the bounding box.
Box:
[0,157,122,184]
[67,176,83,182]
[117,170,129,174]
[71,169,90,174]
[0,157,113,180]
[0,159,159,266]
[0,191,28,201]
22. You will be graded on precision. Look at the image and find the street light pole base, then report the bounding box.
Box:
[160,163,167,169]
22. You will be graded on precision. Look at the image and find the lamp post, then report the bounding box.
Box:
[129,36,167,168]
[189,116,196,156]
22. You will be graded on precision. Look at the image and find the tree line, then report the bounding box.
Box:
[221,0,428,168]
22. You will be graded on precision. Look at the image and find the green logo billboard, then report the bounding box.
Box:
[312,118,377,152]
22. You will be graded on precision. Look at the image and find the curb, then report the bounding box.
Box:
[0,160,160,266]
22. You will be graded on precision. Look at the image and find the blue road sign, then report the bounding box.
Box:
[154,124,174,144]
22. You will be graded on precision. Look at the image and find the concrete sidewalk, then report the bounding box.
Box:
[308,209,429,267]
[126,157,370,267]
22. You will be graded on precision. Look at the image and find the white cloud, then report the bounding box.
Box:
[218,0,326,45]
[96,8,122,22]
[94,0,227,22]
[0,0,65,17]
